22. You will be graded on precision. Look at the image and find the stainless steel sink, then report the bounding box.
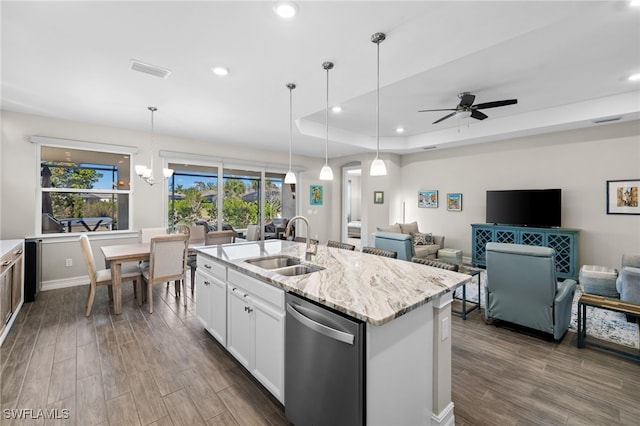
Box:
[273,264,325,276]
[245,255,302,270]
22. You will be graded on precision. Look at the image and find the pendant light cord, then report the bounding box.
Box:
[325,65,329,165]
[289,86,293,170]
[376,38,380,159]
[149,106,156,173]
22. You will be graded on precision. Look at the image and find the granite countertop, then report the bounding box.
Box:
[196,240,471,326]
[0,239,24,259]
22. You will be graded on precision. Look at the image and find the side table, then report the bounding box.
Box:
[451,266,481,320]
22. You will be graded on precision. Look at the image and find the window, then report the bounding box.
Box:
[167,163,219,228]
[39,145,132,234]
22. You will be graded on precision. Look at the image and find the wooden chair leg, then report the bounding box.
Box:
[183,280,187,307]
[191,267,196,294]
[148,281,153,314]
[85,286,96,316]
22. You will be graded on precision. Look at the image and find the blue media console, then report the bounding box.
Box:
[471,223,580,280]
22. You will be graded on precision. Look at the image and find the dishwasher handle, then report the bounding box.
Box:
[286,303,355,345]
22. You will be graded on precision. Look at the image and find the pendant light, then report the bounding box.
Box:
[284,83,297,184]
[319,61,334,181]
[135,106,174,185]
[370,32,387,176]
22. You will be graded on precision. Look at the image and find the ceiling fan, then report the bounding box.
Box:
[419,92,518,124]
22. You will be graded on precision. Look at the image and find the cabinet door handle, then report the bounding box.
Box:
[204,281,211,286]
[14,249,23,255]
[204,264,212,269]
[245,306,253,313]
[1,261,11,267]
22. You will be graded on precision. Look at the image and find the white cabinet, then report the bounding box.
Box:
[227,269,285,403]
[0,240,24,347]
[195,255,227,345]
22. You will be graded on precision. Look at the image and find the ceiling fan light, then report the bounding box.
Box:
[284,170,297,184]
[458,110,472,119]
[319,164,334,181]
[370,157,387,176]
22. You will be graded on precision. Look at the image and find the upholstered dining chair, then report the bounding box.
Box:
[294,236,320,245]
[140,227,168,243]
[140,234,190,313]
[361,246,398,259]
[205,230,236,245]
[186,224,207,294]
[79,234,141,316]
[327,240,356,251]
[411,257,459,271]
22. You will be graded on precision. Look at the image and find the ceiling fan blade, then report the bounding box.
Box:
[471,110,488,120]
[433,111,457,124]
[473,99,518,109]
[458,93,475,107]
[418,108,456,112]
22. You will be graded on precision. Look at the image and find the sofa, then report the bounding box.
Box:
[372,222,444,261]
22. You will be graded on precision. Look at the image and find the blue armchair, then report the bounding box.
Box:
[485,242,577,341]
[616,253,640,305]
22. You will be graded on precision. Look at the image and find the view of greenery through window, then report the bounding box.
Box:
[40,146,131,234]
[168,167,284,232]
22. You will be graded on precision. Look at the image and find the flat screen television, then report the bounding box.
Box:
[486,189,561,228]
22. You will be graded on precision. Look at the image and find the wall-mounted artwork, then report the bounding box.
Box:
[310,185,323,206]
[447,193,462,212]
[607,179,639,215]
[374,191,384,204]
[418,190,438,208]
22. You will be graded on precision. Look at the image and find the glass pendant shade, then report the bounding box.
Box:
[284,170,296,184]
[370,157,387,176]
[319,164,334,180]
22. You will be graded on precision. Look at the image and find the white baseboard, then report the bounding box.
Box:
[42,276,87,291]
[431,402,455,426]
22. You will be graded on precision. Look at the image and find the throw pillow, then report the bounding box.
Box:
[377,223,402,233]
[400,221,419,235]
[412,232,433,245]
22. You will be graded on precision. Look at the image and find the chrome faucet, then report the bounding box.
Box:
[284,215,317,260]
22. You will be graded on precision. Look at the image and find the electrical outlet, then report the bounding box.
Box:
[65,258,73,267]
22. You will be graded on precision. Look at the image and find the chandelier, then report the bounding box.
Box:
[135,106,173,185]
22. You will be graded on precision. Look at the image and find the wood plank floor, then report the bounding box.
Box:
[1,280,639,425]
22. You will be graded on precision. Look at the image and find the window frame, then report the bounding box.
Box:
[33,136,137,237]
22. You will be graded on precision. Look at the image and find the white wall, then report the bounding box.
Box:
[399,121,640,269]
[0,110,331,283]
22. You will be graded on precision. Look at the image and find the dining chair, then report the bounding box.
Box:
[205,230,236,245]
[186,224,207,293]
[294,236,320,245]
[140,234,190,313]
[79,234,141,316]
[327,240,356,251]
[361,246,398,258]
[140,227,168,243]
[246,224,260,241]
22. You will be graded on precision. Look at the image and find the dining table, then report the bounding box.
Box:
[101,241,204,314]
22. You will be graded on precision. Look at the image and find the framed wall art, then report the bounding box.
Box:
[310,184,323,206]
[606,179,639,215]
[447,193,462,212]
[418,190,438,208]
[374,191,384,204]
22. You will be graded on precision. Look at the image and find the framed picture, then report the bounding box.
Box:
[374,191,384,204]
[310,184,323,206]
[606,179,639,215]
[418,190,438,208]
[447,193,462,212]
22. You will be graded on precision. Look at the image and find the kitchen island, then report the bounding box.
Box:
[195,240,470,426]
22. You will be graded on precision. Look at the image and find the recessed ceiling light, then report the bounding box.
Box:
[274,1,297,19]
[630,0,640,7]
[395,127,405,133]
[629,73,640,81]
[212,66,229,76]
[332,106,342,113]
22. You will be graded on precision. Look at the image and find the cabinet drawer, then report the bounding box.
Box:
[228,269,284,310]
[197,255,226,280]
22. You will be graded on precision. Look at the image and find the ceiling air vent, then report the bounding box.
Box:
[593,116,622,124]
[129,59,171,79]
[422,146,437,150]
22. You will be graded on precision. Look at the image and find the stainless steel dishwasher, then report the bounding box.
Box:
[285,292,365,426]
